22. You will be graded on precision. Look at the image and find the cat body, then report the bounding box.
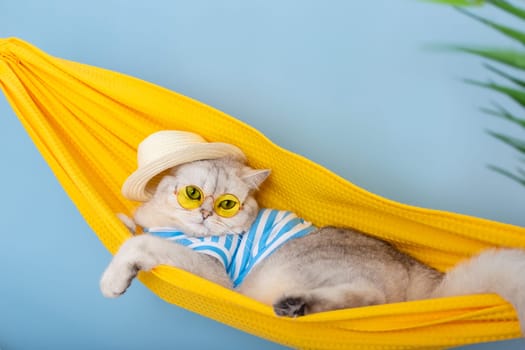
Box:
[239,226,443,315]
[101,156,525,331]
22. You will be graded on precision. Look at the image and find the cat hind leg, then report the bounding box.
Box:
[273,282,386,317]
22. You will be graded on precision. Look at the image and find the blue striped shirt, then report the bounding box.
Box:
[145,209,316,288]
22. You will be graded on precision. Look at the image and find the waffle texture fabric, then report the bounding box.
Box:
[2,37,525,349]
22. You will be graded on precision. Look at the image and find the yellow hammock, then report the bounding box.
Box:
[1,37,525,350]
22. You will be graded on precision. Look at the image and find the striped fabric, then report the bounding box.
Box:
[145,209,316,288]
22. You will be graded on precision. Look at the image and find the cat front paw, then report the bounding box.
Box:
[100,262,139,298]
[273,296,307,317]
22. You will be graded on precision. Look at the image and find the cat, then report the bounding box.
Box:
[100,156,525,333]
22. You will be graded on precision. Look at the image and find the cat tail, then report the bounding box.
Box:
[431,248,525,335]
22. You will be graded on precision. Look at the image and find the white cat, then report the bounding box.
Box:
[100,131,525,333]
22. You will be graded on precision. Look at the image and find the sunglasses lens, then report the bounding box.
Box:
[177,185,204,209]
[214,194,240,217]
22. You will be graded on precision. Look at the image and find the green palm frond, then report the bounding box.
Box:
[433,0,525,187]
[487,0,525,21]
[466,79,525,107]
[487,165,525,186]
[455,7,525,45]
[481,103,525,129]
[487,130,525,153]
[423,0,484,6]
[483,64,525,88]
[455,47,525,70]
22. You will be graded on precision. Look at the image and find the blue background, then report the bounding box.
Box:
[1,1,524,349]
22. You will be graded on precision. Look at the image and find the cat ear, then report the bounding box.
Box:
[241,167,271,189]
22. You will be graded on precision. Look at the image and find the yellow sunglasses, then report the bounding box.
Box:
[176,185,241,218]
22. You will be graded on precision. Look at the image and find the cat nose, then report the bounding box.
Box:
[200,208,213,219]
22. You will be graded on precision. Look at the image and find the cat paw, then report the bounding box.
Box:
[273,296,307,317]
[99,263,138,298]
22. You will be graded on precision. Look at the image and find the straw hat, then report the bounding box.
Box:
[122,130,246,201]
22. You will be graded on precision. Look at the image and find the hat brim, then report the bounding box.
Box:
[122,142,246,201]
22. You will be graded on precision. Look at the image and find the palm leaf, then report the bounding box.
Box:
[481,103,525,129]
[456,7,525,46]
[456,47,525,71]
[423,0,484,5]
[487,0,525,21]
[483,63,525,88]
[466,79,525,108]
[487,130,525,154]
[487,165,525,186]
[426,0,525,187]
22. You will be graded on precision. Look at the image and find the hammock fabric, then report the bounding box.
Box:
[1,37,525,350]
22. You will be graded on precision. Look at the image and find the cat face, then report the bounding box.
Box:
[133,158,270,237]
